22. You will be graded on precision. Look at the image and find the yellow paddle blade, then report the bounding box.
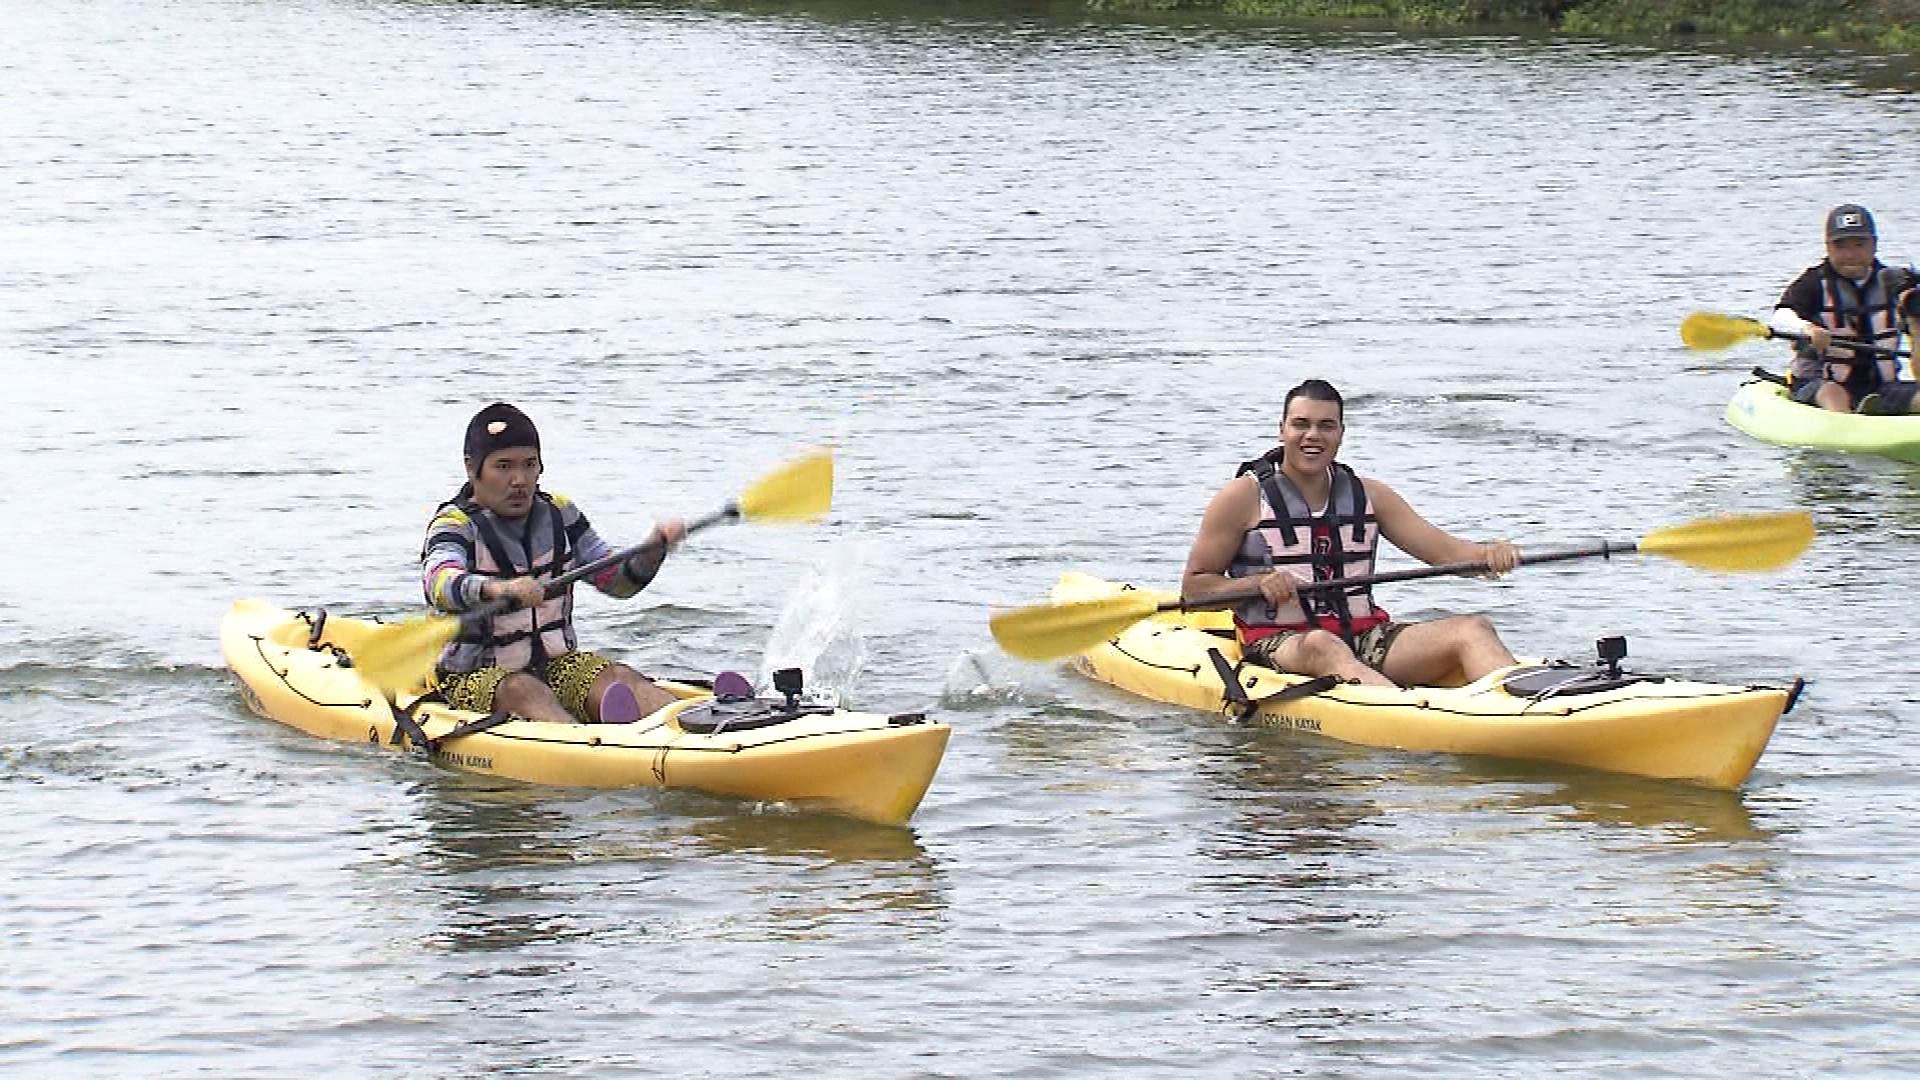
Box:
[989,590,1164,662]
[1637,511,1814,572]
[735,450,832,522]
[1680,312,1774,351]
[345,614,459,695]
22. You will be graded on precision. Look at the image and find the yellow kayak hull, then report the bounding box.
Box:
[1051,573,1788,790]
[221,599,948,826]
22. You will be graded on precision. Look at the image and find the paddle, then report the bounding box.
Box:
[1680,312,1910,359]
[988,510,1815,663]
[346,450,834,693]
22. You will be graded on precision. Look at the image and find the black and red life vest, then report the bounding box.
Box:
[1226,460,1389,646]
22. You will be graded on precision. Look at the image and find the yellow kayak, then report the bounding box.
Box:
[1050,573,1795,790]
[221,599,949,826]
[1726,375,1920,462]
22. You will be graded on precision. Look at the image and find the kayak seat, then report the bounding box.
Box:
[1496,663,1664,700]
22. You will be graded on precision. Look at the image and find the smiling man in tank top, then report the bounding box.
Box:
[1181,379,1521,688]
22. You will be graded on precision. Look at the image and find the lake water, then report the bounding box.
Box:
[6,1,1920,1074]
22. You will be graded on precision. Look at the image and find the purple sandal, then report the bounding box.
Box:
[597,681,642,725]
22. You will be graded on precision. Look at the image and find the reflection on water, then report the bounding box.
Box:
[396,771,945,956]
[1182,709,1774,851]
[673,808,933,864]
[1187,729,1387,959]
[402,777,600,959]
[1182,722,1780,940]
[1192,728,1386,859]
[1447,759,1777,845]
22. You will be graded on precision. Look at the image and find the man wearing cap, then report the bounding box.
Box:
[1770,203,1920,413]
[419,403,688,725]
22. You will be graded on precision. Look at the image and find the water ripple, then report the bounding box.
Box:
[6,1,1920,1075]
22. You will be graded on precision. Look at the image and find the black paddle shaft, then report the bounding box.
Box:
[539,505,736,597]
[1774,328,1910,360]
[460,504,740,627]
[1177,541,1635,613]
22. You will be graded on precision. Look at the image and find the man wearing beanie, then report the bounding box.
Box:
[1770,203,1920,414]
[419,403,688,725]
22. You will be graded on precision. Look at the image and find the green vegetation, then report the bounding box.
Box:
[1081,1,1569,27]
[1082,0,1920,50]
[1565,1,1920,51]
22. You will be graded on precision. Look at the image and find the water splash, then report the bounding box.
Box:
[936,650,1077,710]
[757,560,867,707]
[941,650,1014,705]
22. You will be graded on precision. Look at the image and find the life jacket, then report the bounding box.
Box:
[1227,461,1387,646]
[1794,262,1905,395]
[431,487,577,673]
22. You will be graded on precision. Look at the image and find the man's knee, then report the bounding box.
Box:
[1439,613,1498,642]
[1292,629,1355,665]
[495,671,557,708]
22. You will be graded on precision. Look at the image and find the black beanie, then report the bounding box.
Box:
[464,403,541,464]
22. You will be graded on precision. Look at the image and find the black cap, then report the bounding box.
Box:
[463,403,540,464]
[1826,204,1876,241]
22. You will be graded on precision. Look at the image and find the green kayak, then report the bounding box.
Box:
[1725,375,1920,463]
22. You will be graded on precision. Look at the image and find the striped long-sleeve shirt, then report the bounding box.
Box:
[419,487,665,672]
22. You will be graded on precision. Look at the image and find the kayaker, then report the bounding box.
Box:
[1181,379,1521,689]
[420,403,688,725]
[1770,203,1920,414]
